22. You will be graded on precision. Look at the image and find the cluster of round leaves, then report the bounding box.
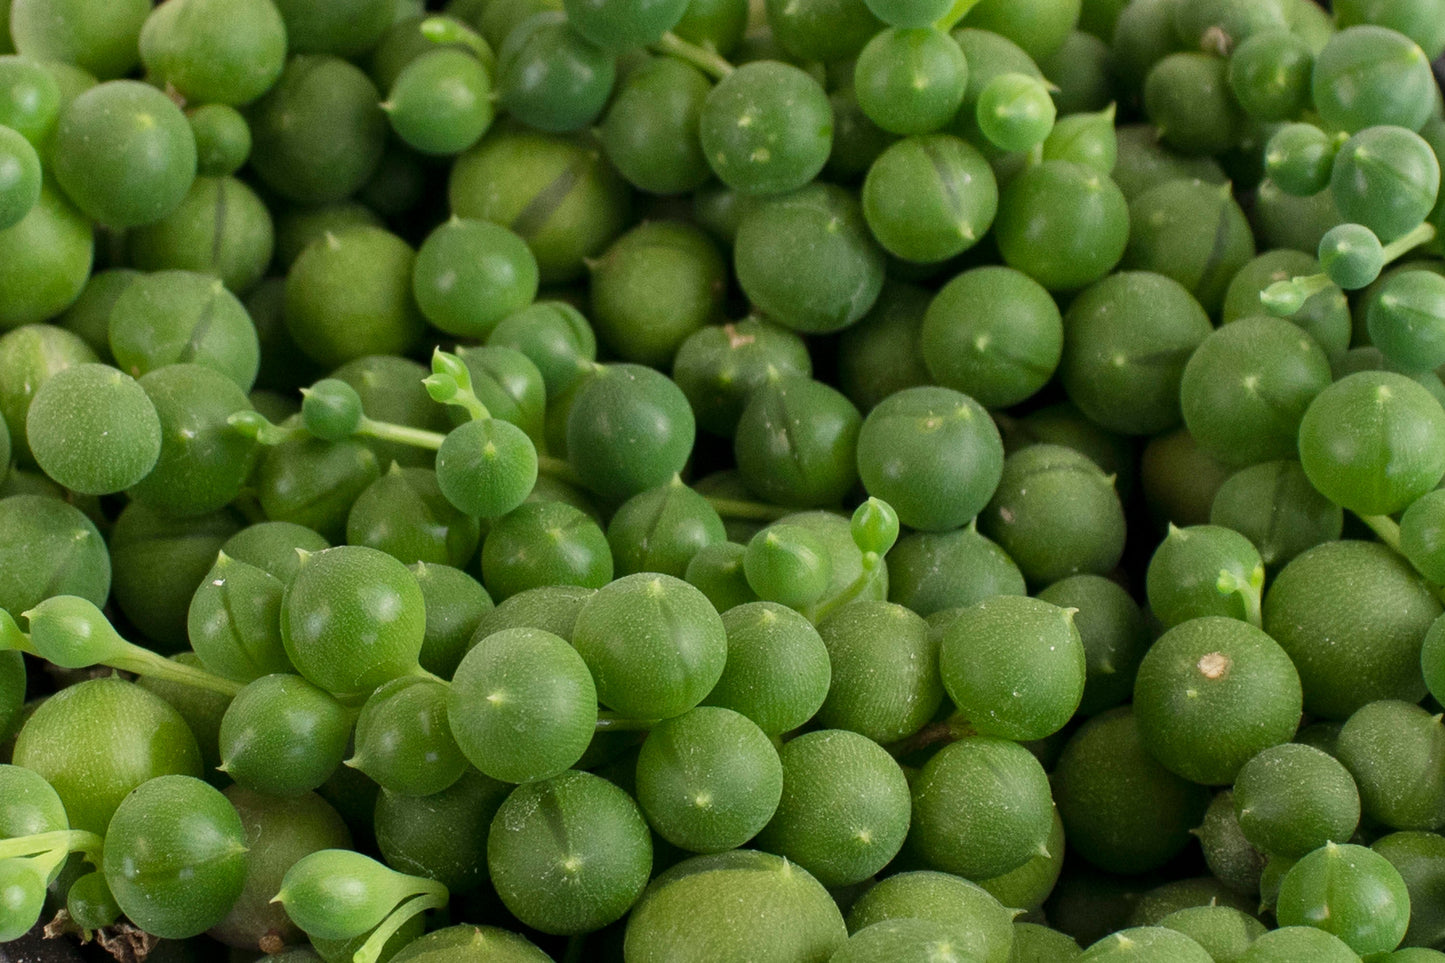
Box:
[6,0,1445,961]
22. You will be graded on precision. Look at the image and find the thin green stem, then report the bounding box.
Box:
[65,831,106,867]
[0,610,38,655]
[353,887,449,963]
[1240,579,1262,630]
[1261,273,1333,315]
[1291,274,1333,299]
[419,15,495,69]
[111,646,243,698]
[356,418,446,451]
[933,0,983,32]
[27,846,75,880]
[1356,512,1403,554]
[229,411,308,446]
[423,355,493,423]
[9,604,241,696]
[455,393,490,423]
[0,831,68,861]
[1352,512,1445,604]
[1216,568,1264,630]
[595,712,658,732]
[809,555,886,625]
[1269,224,1445,315]
[563,936,587,963]
[0,830,104,864]
[407,663,448,685]
[650,32,734,80]
[700,496,793,522]
[1381,221,1438,264]
[427,383,489,422]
